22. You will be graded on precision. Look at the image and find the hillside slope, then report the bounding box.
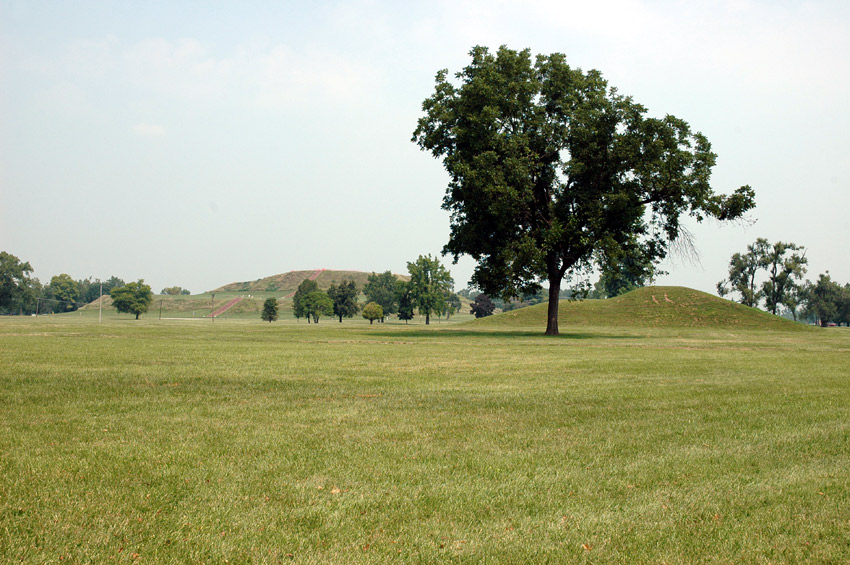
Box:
[473,286,807,330]
[214,269,407,294]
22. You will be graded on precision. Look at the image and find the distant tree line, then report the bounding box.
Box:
[0,250,172,319]
[287,255,460,324]
[717,239,849,325]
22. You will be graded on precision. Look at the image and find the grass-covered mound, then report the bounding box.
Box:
[214,269,407,294]
[474,286,806,330]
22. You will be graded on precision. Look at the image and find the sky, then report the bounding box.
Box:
[2,0,848,295]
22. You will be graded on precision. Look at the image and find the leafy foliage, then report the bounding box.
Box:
[0,251,38,314]
[48,274,81,312]
[302,290,333,323]
[327,279,360,323]
[110,280,153,319]
[406,254,453,325]
[293,279,319,322]
[761,242,807,315]
[717,239,807,315]
[800,273,847,326]
[413,46,754,334]
[470,293,496,318]
[261,297,279,322]
[361,302,383,324]
[363,271,398,320]
[161,286,191,296]
[396,281,415,323]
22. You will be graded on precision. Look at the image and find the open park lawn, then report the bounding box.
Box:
[1,315,848,563]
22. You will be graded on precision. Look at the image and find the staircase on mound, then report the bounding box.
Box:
[284,269,326,298]
[206,296,243,318]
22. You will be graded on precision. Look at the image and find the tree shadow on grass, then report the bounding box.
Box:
[370,328,639,341]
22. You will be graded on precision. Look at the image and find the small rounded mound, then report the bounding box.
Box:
[471,286,806,330]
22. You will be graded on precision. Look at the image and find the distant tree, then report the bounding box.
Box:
[840,284,850,326]
[470,294,496,318]
[161,286,191,296]
[396,280,415,323]
[414,45,755,335]
[717,238,770,307]
[800,273,842,326]
[48,273,81,312]
[364,271,398,322]
[261,297,279,322]
[0,251,38,314]
[293,279,319,322]
[303,290,333,323]
[760,242,807,315]
[362,302,383,324]
[103,276,126,295]
[77,278,97,304]
[110,280,153,320]
[407,254,453,325]
[327,280,360,323]
[443,292,462,319]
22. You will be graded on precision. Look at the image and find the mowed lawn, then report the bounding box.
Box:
[1,316,848,563]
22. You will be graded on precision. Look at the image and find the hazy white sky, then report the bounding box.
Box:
[2,0,848,294]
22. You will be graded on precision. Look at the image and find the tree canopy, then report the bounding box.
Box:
[293,279,319,322]
[302,290,333,323]
[0,251,37,315]
[470,293,496,318]
[396,281,415,323]
[48,274,80,312]
[717,238,807,316]
[261,297,279,322]
[110,280,153,319]
[406,254,453,325]
[327,280,360,323]
[362,302,383,324]
[413,45,755,335]
[364,271,398,321]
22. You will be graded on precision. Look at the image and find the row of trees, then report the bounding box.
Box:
[717,238,808,315]
[797,273,850,326]
[0,251,130,314]
[716,239,849,325]
[284,255,458,324]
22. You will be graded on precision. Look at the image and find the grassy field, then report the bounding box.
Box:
[1,291,848,563]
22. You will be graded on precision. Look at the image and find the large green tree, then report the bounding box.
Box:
[801,274,843,327]
[362,302,383,324]
[761,242,807,315]
[0,251,38,314]
[407,254,453,325]
[261,297,279,322]
[293,279,319,322]
[110,280,153,319]
[414,46,755,335]
[396,281,415,323]
[363,271,398,322]
[303,290,333,323]
[327,279,360,323]
[48,273,81,312]
[716,239,770,308]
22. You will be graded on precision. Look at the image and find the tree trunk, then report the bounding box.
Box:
[135,312,140,320]
[425,313,430,325]
[338,315,342,323]
[546,265,563,336]
[369,319,373,324]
